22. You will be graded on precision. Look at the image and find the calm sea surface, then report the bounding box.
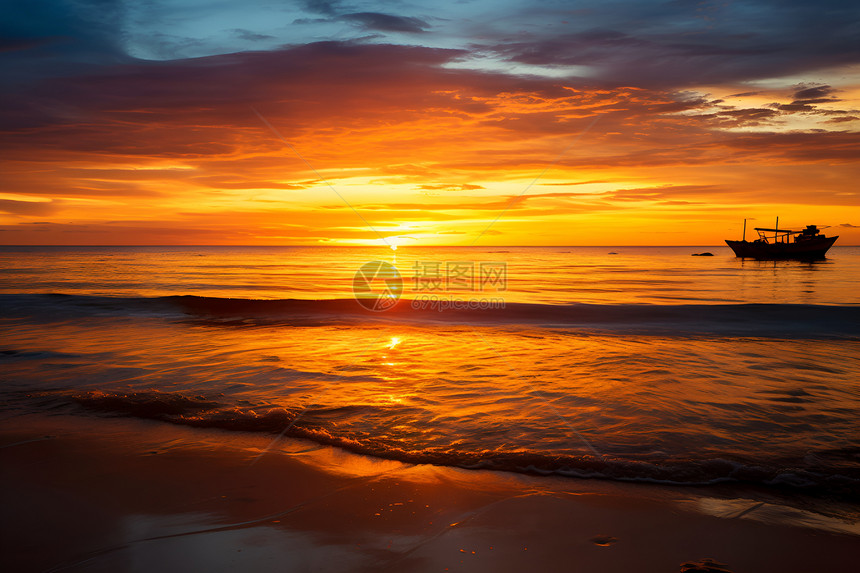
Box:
[1,245,858,304]
[1,246,859,505]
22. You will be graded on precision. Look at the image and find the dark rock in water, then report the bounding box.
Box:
[680,558,733,572]
[608,252,618,255]
[692,252,714,256]
[590,535,617,546]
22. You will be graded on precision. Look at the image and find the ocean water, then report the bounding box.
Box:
[1,246,859,503]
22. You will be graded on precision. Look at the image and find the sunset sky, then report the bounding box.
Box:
[2,0,859,246]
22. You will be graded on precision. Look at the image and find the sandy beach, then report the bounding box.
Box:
[2,413,857,573]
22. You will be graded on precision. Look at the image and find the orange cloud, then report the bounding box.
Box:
[1,42,858,245]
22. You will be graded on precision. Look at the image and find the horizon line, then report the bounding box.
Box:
[0,244,857,248]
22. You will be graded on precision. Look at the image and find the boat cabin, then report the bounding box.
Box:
[753,225,825,244]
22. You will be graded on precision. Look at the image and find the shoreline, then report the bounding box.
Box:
[1,414,858,572]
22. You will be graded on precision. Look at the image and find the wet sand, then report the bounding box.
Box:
[1,414,857,572]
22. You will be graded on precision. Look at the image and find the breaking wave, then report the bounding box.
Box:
[59,390,860,500]
[2,293,859,337]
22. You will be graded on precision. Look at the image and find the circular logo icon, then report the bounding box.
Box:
[353,261,403,311]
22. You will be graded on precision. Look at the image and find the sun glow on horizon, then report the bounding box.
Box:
[1,2,858,246]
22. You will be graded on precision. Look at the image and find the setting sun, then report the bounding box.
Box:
[1,1,857,246]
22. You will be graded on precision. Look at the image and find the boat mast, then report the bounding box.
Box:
[775,216,778,243]
[742,219,747,241]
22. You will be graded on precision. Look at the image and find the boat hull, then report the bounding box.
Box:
[725,236,838,259]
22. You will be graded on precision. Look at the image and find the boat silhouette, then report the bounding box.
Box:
[726,219,838,259]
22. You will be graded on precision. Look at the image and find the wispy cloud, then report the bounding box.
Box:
[341,12,430,34]
[1,0,858,244]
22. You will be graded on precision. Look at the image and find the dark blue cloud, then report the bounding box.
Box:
[477,0,860,86]
[1,0,858,90]
[341,12,430,34]
[232,29,276,42]
[0,0,128,84]
[302,0,342,16]
[0,0,124,57]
